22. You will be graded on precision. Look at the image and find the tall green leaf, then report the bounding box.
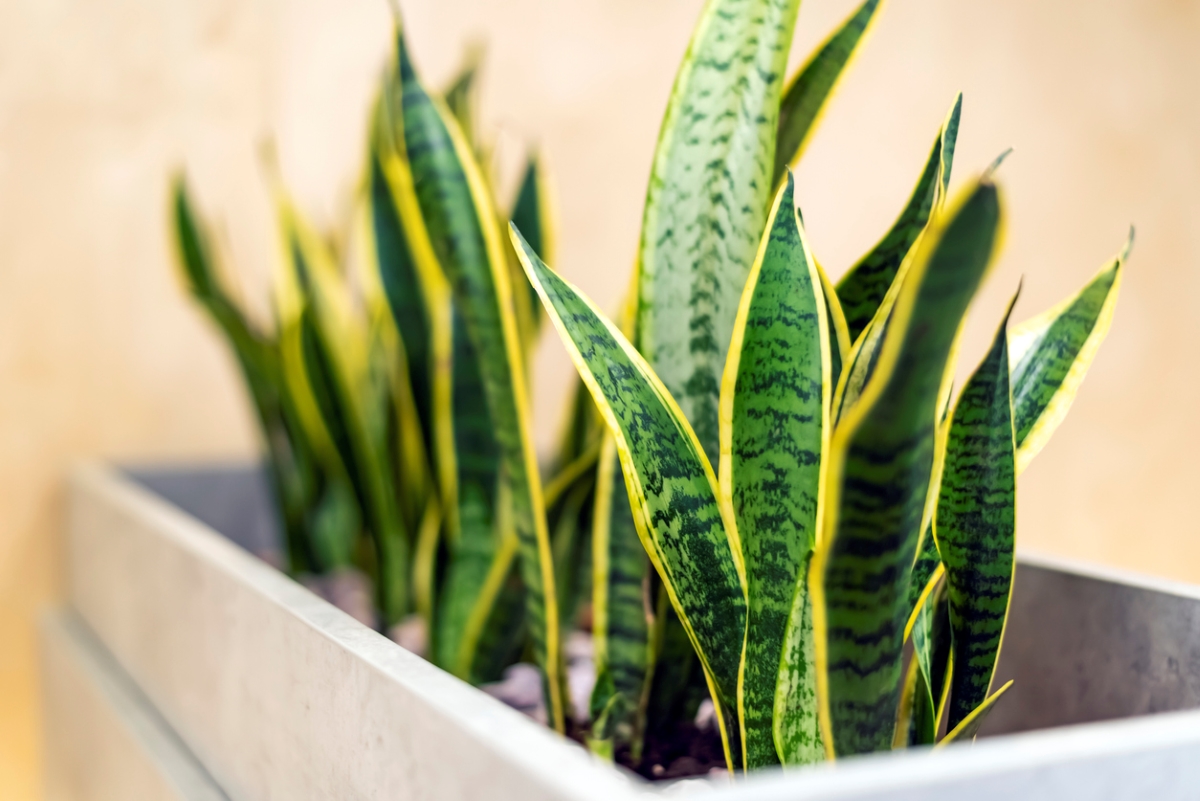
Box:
[173,179,323,575]
[772,0,884,186]
[638,0,803,466]
[719,173,830,768]
[813,179,1003,757]
[1010,232,1129,473]
[836,95,962,341]
[442,43,484,149]
[373,96,458,548]
[938,295,1018,732]
[368,117,434,467]
[510,153,556,347]
[906,573,950,746]
[937,680,1013,745]
[589,435,652,761]
[816,261,851,392]
[274,197,407,620]
[514,227,747,768]
[393,28,564,730]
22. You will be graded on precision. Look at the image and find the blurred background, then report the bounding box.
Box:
[1,0,1196,796]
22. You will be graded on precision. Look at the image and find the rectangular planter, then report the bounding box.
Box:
[51,462,1200,800]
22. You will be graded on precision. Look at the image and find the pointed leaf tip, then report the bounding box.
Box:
[984,148,1014,178]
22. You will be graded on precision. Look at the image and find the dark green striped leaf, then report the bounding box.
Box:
[938,296,1018,732]
[813,179,1003,757]
[816,262,851,393]
[1010,232,1129,473]
[514,227,747,768]
[938,680,1013,745]
[907,573,951,746]
[510,153,555,345]
[368,123,435,465]
[637,0,803,467]
[432,308,503,674]
[394,28,565,730]
[905,521,941,629]
[550,472,595,634]
[589,435,652,761]
[719,173,830,768]
[836,95,962,341]
[772,0,883,186]
[436,482,508,673]
[372,94,459,550]
[275,199,409,622]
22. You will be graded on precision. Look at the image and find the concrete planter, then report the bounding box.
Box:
[44,463,1200,800]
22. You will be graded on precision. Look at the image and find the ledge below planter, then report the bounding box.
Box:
[48,462,1200,800]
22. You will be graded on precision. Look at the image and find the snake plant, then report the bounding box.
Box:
[174,0,1127,776]
[513,0,1128,772]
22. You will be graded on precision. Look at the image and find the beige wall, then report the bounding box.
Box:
[1,0,1196,796]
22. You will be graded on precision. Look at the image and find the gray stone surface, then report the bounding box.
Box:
[56,462,1200,800]
[40,610,229,801]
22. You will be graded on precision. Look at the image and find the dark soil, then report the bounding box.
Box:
[627,720,727,781]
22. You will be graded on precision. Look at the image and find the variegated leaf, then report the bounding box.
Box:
[394,28,564,729]
[773,0,883,186]
[1011,232,1129,473]
[719,172,830,768]
[836,95,962,341]
[589,434,652,761]
[514,226,747,768]
[638,0,803,467]
[938,295,1018,732]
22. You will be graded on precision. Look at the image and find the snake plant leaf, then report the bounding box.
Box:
[641,587,707,759]
[813,178,1003,758]
[904,521,941,633]
[817,261,851,392]
[553,377,602,475]
[468,561,528,685]
[440,480,529,685]
[937,680,1013,745]
[394,28,565,730]
[772,0,883,186]
[510,153,556,345]
[287,310,362,572]
[411,497,442,633]
[907,572,951,746]
[368,116,434,463]
[1010,232,1129,474]
[938,294,1018,733]
[275,197,410,621]
[173,179,324,575]
[550,472,595,633]
[902,381,955,637]
[436,479,509,673]
[360,142,436,538]
[442,43,483,149]
[637,0,803,467]
[831,276,896,426]
[514,227,747,768]
[431,315,504,673]
[836,94,962,341]
[364,292,428,545]
[589,434,652,760]
[718,173,830,769]
[374,91,459,547]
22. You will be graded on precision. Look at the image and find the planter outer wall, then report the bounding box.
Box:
[53,463,1200,800]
